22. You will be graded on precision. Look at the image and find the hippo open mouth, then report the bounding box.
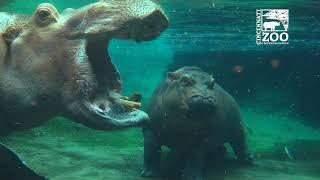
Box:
[73,39,149,130]
[60,0,169,130]
[0,0,168,133]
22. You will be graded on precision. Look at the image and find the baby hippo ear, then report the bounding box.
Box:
[207,76,215,89]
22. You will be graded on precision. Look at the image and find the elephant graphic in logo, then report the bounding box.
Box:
[263,21,281,31]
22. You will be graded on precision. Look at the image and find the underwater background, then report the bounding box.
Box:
[0,0,320,179]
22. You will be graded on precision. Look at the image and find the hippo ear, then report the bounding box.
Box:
[207,76,215,89]
[2,28,20,45]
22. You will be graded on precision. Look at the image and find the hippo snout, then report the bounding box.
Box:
[187,95,216,115]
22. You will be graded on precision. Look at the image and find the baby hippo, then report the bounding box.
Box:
[141,66,252,179]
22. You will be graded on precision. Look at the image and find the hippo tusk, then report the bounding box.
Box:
[109,91,142,110]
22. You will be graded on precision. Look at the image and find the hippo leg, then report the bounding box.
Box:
[230,124,253,165]
[181,141,206,180]
[205,143,227,167]
[163,147,186,177]
[141,127,161,177]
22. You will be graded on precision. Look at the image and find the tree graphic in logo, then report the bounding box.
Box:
[263,10,289,31]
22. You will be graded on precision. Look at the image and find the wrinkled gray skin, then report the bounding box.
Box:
[142,67,253,180]
[0,0,169,135]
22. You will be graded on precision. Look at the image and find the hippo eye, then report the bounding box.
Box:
[180,75,195,86]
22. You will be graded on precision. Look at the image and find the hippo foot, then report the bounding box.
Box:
[239,153,254,166]
[181,174,204,180]
[140,166,161,177]
[181,166,204,180]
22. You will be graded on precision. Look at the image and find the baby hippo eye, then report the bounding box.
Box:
[180,75,194,86]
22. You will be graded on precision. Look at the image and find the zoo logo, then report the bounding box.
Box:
[256,9,289,45]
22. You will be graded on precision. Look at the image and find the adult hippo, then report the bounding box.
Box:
[0,0,168,135]
[141,67,252,180]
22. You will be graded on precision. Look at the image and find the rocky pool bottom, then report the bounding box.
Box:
[1,89,320,180]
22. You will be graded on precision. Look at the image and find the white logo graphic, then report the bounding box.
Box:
[256,9,289,45]
[263,21,280,31]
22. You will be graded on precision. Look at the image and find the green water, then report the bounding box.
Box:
[1,0,320,179]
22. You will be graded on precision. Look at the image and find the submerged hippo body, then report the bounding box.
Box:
[142,66,252,179]
[0,0,168,135]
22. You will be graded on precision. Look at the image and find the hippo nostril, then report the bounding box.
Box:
[189,95,205,106]
[207,97,216,104]
[146,23,155,30]
[189,95,205,102]
[188,95,216,116]
[39,94,49,102]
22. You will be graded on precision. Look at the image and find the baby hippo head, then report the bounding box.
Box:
[161,66,217,119]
